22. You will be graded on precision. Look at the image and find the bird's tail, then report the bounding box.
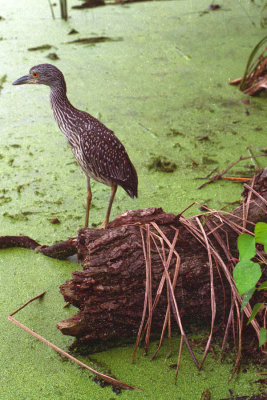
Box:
[121,162,138,199]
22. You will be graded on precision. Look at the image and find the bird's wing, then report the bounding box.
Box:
[80,123,134,185]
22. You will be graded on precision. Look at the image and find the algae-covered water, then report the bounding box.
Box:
[0,1,266,399]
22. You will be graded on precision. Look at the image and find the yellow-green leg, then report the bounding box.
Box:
[85,178,92,228]
[100,184,117,229]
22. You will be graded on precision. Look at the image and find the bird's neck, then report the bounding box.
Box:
[50,86,70,110]
[49,86,74,134]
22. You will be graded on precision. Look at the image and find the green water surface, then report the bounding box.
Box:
[0,1,266,399]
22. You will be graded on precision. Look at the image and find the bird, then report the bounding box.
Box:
[13,64,138,228]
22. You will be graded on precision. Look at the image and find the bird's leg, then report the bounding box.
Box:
[99,184,117,229]
[85,178,92,228]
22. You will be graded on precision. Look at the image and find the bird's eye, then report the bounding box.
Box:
[32,72,38,78]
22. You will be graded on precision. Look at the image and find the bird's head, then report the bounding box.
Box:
[13,64,66,90]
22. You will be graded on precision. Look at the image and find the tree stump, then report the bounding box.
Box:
[57,173,267,343]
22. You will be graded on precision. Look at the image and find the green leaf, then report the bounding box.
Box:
[247,303,265,325]
[233,260,262,295]
[255,222,267,253]
[237,234,256,260]
[259,328,267,347]
[257,281,267,291]
[241,287,255,311]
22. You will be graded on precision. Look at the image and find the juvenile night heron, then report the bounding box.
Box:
[13,64,138,228]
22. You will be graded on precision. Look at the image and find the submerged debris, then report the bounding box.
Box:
[68,28,79,35]
[46,53,60,60]
[208,4,221,11]
[72,0,152,7]
[28,44,55,52]
[67,36,122,45]
[200,3,222,16]
[198,155,266,190]
[72,0,105,9]
[147,155,177,173]
[49,218,61,224]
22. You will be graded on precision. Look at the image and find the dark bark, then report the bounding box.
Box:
[57,172,267,342]
[0,236,77,260]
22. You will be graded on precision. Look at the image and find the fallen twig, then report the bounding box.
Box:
[197,154,266,190]
[8,293,140,391]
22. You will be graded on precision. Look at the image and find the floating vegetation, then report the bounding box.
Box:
[166,128,185,137]
[0,194,12,205]
[0,74,7,93]
[229,35,267,95]
[67,36,122,45]
[202,156,217,165]
[28,44,55,52]
[147,155,177,173]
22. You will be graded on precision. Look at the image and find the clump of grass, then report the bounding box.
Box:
[230,35,267,95]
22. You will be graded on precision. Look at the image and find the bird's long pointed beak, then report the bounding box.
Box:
[12,74,32,85]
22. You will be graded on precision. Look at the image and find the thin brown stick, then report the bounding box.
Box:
[192,201,258,229]
[181,214,251,374]
[197,154,266,190]
[181,215,252,341]
[143,229,179,335]
[229,306,243,381]
[222,176,251,182]
[132,227,149,363]
[151,241,180,360]
[153,257,199,367]
[175,334,184,384]
[206,243,260,338]
[144,225,153,354]
[149,223,199,367]
[145,228,179,358]
[196,218,216,370]
[167,296,172,358]
[243,175,256,231]
[176,201,197,217]
[8,293,140,391]
[243,182,267,206]
[47,0,55,19]
[9,291,46,316]
[221,297,235,355]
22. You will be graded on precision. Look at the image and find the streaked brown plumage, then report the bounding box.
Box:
[13,64,138,228]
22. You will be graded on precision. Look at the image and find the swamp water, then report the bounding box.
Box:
[0,1,266,399]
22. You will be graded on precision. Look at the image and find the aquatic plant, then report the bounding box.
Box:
[233,222,267,347]
[230,35,267,95]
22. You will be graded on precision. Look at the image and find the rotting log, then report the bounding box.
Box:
[57,172,267,342]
